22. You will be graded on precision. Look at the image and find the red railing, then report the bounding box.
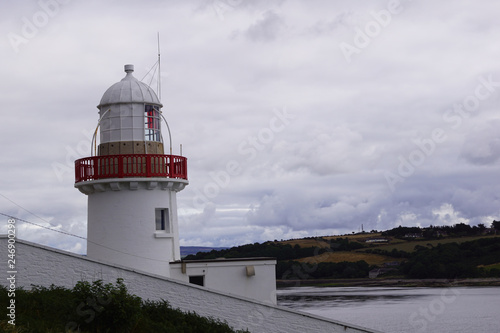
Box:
[75,154,187,183]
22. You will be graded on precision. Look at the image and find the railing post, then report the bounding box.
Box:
[170,155,174,178]
[75,160,80,183]
[183,158,187,179]
[146,155,151,177]
[92,157,97,180]
[118,155,123,178]
[167,155,168,177]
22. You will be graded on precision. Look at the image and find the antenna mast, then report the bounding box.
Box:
[157,32,161,101]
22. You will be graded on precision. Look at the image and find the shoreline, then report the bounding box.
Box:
[276,277,500,288]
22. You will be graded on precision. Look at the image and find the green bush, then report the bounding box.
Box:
[0,279,248,333]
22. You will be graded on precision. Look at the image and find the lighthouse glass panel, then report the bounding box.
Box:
[145,105,161,141]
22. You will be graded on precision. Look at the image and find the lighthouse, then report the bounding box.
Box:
[75,64,188,277]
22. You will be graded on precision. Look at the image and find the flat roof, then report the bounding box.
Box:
[171,257,276,264]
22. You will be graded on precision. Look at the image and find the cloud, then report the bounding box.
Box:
[242,10,286,42]
[460,120,500,165]
[1,0,500,251]
[306,11,354,36]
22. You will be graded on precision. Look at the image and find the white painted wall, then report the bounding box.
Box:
[170,258,277,305]
[76,178,186,277]
[0,237,380,333]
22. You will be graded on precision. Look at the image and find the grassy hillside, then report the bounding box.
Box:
[359,235,499,253]
[296,251,402,266]
[280,238,333,249]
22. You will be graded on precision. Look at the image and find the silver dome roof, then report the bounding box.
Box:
[98,64,162,107]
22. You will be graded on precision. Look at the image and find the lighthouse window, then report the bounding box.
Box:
[155,208,170,232]
[145,105,161,142]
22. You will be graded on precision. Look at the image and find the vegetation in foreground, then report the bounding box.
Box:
[0,279,247,333]
[186,222,500,281]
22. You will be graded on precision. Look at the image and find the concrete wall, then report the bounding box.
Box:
[0,236,380,333]
[170,258,277,305]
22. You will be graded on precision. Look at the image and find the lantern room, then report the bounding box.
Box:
[97,64,165,156]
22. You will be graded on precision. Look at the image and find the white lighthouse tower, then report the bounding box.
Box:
[75,64,188,277]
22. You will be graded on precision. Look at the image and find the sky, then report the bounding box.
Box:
[1,0,500,254]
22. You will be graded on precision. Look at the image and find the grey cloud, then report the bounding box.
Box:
[244,10,286,42]
[307,11,353,35]
[460,120,500,165]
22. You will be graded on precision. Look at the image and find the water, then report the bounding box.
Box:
[277,286,500,333]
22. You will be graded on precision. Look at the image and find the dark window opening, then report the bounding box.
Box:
[155,208,170,232]
[189,275,204,287]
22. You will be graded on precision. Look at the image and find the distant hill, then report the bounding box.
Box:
[183,223,500,281]
[180,246,228,257]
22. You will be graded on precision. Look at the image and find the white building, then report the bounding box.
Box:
[74,64,277,304]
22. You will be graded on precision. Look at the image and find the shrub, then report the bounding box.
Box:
[0,280,248,333]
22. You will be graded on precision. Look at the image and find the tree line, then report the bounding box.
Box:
[382,221,499,239]
[400,237,500,279]
[276,260,370,280]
